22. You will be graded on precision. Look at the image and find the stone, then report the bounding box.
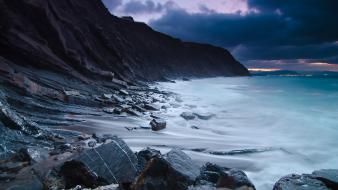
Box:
[119,89,129,96]
[112,78,128,88]
[191,126,200,129]
[144,104,160,111]
[113,108,122,114]
[197,163,255,190]
[150,119,166,131]
[125,108,142,117]
[73,138,138,184]
[59,160,107,189]
[132,149,200,190]
[193,113,215,120]
[137,148,162,171]
[182,78,191,81]
[312,169,338,189]
[102,94,113,99]
[63,90,80,96]
[87,141,97,147]
[273,174,329,190]
[133,105,147,113]
[103,108,115,114]
[112,94,125,104]
[180,112,196,120]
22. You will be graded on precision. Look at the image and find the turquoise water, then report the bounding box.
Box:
[155,76,338,189]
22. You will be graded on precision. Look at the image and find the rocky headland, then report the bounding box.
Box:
[0,0,336,189]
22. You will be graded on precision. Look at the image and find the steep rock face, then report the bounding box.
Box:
[0,0,249,83]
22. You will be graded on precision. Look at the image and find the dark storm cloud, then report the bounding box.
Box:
[149,0,338,66]
[122,0,164,14]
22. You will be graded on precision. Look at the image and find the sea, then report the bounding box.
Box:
[80,72,338,190]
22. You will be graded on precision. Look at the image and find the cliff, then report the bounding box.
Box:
[0,0,249,84]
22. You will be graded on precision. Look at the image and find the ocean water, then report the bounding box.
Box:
[79,75,338,189]
[152,76,338,189]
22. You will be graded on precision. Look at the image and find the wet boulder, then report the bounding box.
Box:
[133,149,200,190]
[137,148,161,171]
[180,112,196,120]
[144,104,160,111]
[59,160,107,189]
[103,108,115,114]
[197,163,255,190]
[273,174,329,190]
[150,119,166,131]
[193,113,215,120]
[72,137,138,185]
[311,169,338,189]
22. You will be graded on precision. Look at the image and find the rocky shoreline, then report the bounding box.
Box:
[1,80,338,190]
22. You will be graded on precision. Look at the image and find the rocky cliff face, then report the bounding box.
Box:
[0,0,249,83]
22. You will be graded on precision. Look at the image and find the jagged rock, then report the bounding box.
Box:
[102,94,113,99]
[197,163,255,190]
[125,108,142,117]
[112,94,125,104]
[180,112,196,120]
[119,89,129,96]
[312,169,338,189]
[133,149,199,190]
[63,90,80,96]
[137,148,161,171]
[273,174,329,190]
[0,100,39,134]
[144,104,160,111]
[113,108,122,114]
[87,141,97,148]
[103,108,115,114]
[150,119,166,131]
[73,138,138,184]
[59,160,107,189]
[133,105,147,113]
[193,113,215,120]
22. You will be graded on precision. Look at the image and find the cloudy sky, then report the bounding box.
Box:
[102,0,338,71]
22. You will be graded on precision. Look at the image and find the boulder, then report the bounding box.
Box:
[102,94,113,99]
[132,149,200,190]
[180,112,196,120]
[144,104,160,111]
[137,148,161,171]
[103,108,115,114]
[150,119,166,131]
[273,174,329,190]
[193,113,215,120]
[59,160,107,189]
[119,89,129,96]
[311,169,338,189]
[197,163,255,190]
[72,138,138,184]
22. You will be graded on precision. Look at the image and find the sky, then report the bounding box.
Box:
[102,0,338,71]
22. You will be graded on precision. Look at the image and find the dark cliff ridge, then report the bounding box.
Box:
[0,0,249,83]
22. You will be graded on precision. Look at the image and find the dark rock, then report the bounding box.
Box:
[121,16,135,22]
[312,169,338,189]
[216,169,255,189]
[139,126,151,130]
[113,108,123,114]
[137,148,161,171]
[133,105,147,113]
[197,163,255,190]
[150,119,166,131]
[180,112,196,120]
[125,108,142,117]
[133,149,199,190]
[273,174,329,190]
[59,160,107,189]
[74,138,138,184]
[144,104,160,111]
[119,89,129,96]
[193,113,215,120]
[112,94,125,104]
[103,108,115,114]
[87,141,97,147]
[10,148,32,163]
[102,94,113,99]
[191,126,200,129]
[182,78,191,81]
